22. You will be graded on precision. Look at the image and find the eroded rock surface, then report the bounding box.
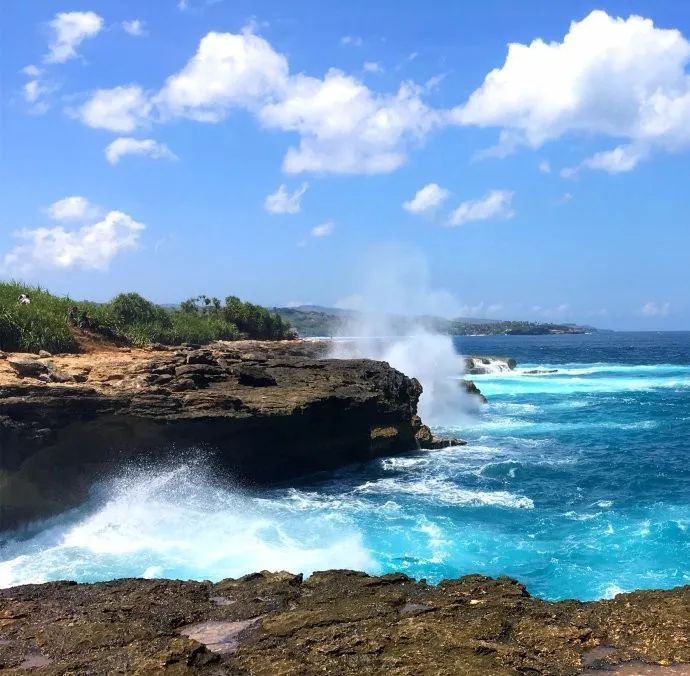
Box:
[0,341,460,530]
[0,571,688,675]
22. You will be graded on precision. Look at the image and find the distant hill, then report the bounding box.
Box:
[272,305,597,338]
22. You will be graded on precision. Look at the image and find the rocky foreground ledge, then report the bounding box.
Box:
[0,341,465,531]
[0,571,688,674]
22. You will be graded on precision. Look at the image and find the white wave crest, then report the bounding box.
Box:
[353,477,534,509]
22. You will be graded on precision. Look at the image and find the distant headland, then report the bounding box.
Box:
[273,304,598,338]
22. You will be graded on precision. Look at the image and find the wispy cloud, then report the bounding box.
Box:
[447,190,514,227]
[264,183,308,214]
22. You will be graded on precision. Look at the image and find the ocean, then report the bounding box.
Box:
[1,332,689,601]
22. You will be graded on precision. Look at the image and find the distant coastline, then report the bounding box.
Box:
[273,305,598,338]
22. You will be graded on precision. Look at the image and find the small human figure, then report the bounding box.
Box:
[78,311,91,330]
[17,293,31,305]
[67,306,79,325]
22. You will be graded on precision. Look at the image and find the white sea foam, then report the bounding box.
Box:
[0,464,377,588]
[353,477,534,509]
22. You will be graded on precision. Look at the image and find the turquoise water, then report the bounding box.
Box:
[1,332,689,600]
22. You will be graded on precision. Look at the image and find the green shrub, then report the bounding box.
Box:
[0,282,77,353]
[0,282,291,353]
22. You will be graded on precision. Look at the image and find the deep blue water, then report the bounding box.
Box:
[1,332,689,601]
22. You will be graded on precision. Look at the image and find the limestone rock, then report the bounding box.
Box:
[0,571,687,674]
[1,341,438,529]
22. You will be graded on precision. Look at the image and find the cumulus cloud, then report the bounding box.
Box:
[105,137,177,164]
[311,221,335,237]
[155,30,289,121]
[47,196,101,222]
[3,201,144,273]
[45,11,103,63]
[74,28,439,175]
[260,75,438,174]
[447,190,514,227]
[640,301,671,317]
[452,10,690,172]
[264,183,308,214]
[122,20,146,37]
[76,85,152,133]
[402,183,449,214]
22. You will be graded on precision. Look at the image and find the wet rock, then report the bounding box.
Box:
[462,379,487,403]
[0,572,688,675]
[179,617,263,655]
[464,355,517,375]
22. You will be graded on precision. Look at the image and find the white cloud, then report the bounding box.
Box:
[23,80,48,104]
[538,160,551,174]
[74,28,439,174]
[562,145,648,177]
[341,36,363,47]
[22,64,41,78]
[447,190,515,227]
[122,20,146,37]
[45,11,103,63]
[364,61,383,74]
[260,74,438,174]
[402,183,449,214]
[640,301,671,317]
[155,30,289,122]
[3,206,144,273]
[311,221,335,237]
[76,85,152,133]
[105,137,177,164]
[264,183,308,214]
[47,196,101,222]
[452,10,690,172]
[20,65,55,114]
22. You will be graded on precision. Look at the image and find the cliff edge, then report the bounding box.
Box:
[0,341,461,531]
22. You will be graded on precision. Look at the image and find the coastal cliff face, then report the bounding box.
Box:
[0,341,459,531]
[0,571,688,674]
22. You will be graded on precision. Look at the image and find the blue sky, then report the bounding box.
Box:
[1,0,690,329]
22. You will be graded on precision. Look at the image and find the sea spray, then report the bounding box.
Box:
[0,459,376,588]
[329,246,473,425]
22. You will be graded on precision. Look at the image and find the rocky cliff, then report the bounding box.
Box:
[0,571,688,674]
[0,341,462,531]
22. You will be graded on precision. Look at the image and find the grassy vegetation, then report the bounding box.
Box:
[0,283,293,353]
